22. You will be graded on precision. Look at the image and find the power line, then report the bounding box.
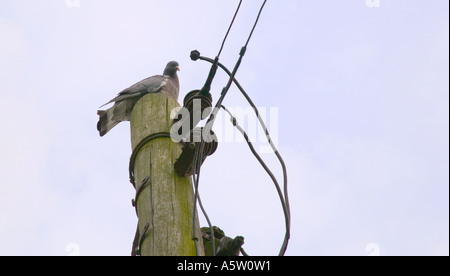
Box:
[190,0,289,256]
[200,0,242,97]
[221,103,290,256]
[217,0,243,58]
[190,52,291,255]
[245,0,267,48]
[191,1,245,256]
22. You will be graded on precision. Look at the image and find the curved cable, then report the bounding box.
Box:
[129,132,171,187]
[190,0,280,256]
[192,54,291,255]
[221,105,290,256]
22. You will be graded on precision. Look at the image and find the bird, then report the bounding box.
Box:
[97,61,180,137]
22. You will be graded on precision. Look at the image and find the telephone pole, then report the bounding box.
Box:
[130,93,204,256]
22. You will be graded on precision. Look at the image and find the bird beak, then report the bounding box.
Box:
[177,67,180,71]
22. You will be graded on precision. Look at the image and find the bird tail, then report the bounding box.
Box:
[97,107,119,137]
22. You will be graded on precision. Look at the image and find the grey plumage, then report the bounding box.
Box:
[97,61,180,136]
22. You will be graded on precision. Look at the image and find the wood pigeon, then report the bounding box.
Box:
[97,61,180,137]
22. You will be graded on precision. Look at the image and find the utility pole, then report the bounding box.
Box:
[129,93,204,256]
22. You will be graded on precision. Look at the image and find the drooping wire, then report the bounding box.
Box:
[191,147,201,254]
[192,0,244,257]
[217,50,291,255]
[195,186,215,250]
[192,0,270,256]
[191,52,290,255]
[192,139,216,255]
[221,105,290,256]
[192,169,219,255]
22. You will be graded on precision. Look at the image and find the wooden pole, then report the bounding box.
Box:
[130,93,204,256]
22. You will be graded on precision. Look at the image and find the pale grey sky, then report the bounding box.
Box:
[0,0,448,256]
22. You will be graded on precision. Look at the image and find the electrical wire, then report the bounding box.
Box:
[245,0,267,48]
[196,188,214,246]
[191,0,245,257]
[191,0,274,256]
[200,0,243,96]
[193,52,291,256]
[204,0,268,135]
[221,105,290,256]
[217,0,243,58]
[194,181,217,255]
[192,139,216,255]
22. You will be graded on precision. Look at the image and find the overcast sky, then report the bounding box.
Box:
[0,0,448,256]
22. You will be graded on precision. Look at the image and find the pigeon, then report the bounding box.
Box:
[97,61,180,137]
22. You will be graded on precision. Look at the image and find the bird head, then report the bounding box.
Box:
[163,61,180,77]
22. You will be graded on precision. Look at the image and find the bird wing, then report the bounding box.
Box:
[100,75,168,107]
